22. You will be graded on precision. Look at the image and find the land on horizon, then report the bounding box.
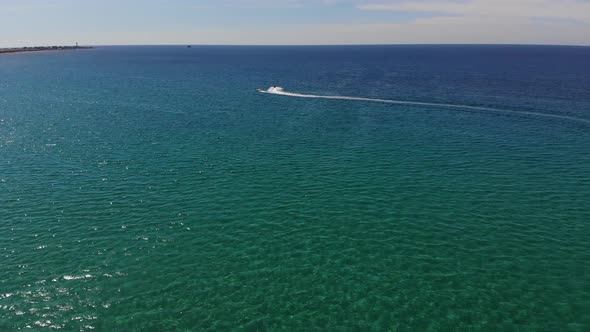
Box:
[0,45,93,55]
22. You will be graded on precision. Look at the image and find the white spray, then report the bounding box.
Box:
[257,86,590,125]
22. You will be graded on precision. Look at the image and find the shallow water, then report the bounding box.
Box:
[1,45,589,331]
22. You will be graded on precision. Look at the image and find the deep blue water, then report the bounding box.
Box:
[1,45,590,330]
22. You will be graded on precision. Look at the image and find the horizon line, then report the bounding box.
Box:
[5,42,589,48]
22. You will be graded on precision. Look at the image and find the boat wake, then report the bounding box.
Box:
[257,86,590,125]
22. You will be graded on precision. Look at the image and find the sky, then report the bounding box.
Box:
[1,0,589,47]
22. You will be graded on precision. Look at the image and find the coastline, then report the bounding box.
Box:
[0,46,94,55]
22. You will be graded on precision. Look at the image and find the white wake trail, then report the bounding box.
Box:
[258,87,590,125]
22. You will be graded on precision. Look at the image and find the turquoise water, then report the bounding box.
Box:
[1,45,590,331]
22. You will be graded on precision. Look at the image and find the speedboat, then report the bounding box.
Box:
[257,86,285,93]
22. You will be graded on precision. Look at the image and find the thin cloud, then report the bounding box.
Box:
[80,15,588,46]
[359,0,590,23]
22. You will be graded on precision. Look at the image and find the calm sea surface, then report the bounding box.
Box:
[1,45,589,331]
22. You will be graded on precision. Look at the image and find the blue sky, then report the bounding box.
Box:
[1,0,589,47]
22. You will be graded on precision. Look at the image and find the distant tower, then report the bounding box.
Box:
[76,42,78,47]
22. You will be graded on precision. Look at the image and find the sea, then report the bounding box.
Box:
[1,45,589,331]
